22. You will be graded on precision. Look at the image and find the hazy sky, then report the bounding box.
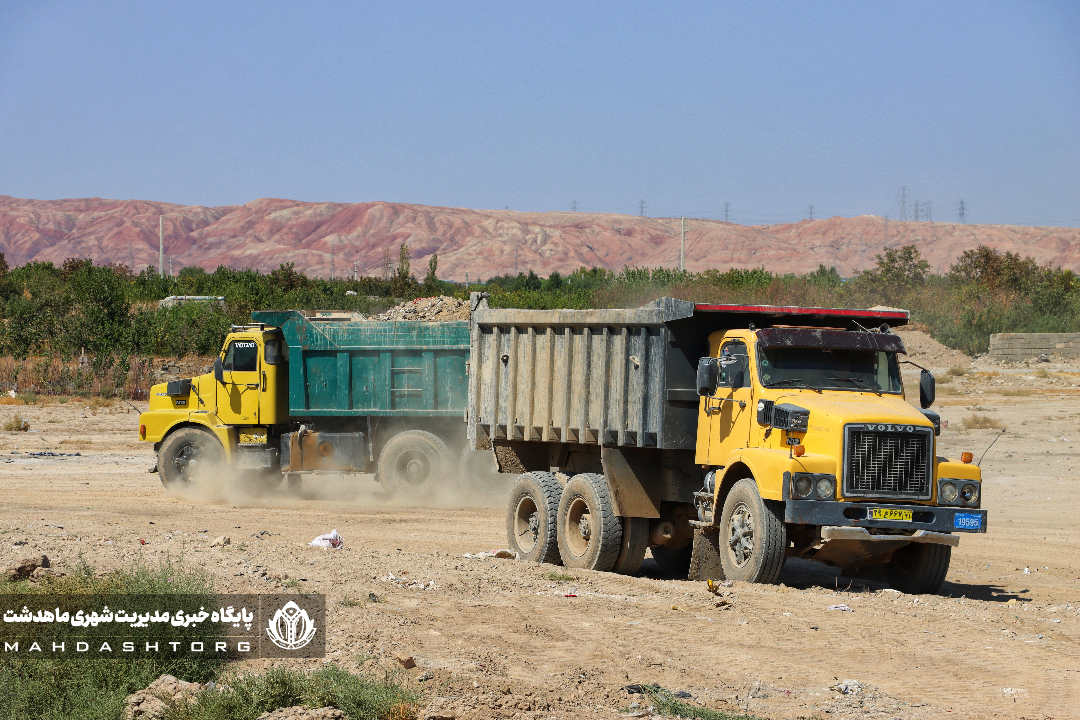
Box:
[1,1,1078,226]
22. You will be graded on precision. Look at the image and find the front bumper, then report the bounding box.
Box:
[785,499,987,534]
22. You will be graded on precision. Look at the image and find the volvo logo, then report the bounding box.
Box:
[866,424,917,432]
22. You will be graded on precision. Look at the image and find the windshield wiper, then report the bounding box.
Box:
[827,376,883,396]
[766,378,822,393]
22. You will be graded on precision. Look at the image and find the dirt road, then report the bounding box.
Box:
[0,374,1078,719]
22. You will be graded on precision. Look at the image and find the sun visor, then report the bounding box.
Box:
[756,328,907,354]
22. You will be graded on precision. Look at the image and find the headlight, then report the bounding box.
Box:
[793,476,813,498]
[960,484,979,505]
[815,477,835,499]
[940,482,958,503]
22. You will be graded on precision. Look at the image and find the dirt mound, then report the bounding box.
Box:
[893,328,971,369]
[374,296,470,322]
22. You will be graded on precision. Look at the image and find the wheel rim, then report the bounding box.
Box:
[563,496,593,558]
[727,501,755,568]
[514,496,540,552]
[393,448,433,488]
[172,441,202,483]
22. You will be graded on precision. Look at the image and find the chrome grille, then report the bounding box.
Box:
[843,425,932,499]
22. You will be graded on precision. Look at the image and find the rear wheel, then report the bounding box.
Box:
[612,517,649,576]
[457,446,508,494]
[556,473,623,572]
[158,427,224,489]
[377,430,451,495]
[885,542,951,594]
[506,472,562,563]
[718,478,787,583]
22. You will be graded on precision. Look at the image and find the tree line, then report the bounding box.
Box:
[0,243,1076,363]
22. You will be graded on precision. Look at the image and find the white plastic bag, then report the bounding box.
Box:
[310,529,343,548]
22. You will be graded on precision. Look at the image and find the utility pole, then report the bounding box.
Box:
[353,260,358,281]
[957,200,967,223]
[680,217,686,272]
[639,200,646,217]
[724,202,731,222]
[465,272,469,289]
[158,215,164,276]
[169,256,173,277]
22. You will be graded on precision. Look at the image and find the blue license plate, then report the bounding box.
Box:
[954,512,982,530]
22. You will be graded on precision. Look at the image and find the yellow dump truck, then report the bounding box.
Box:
[467,298,985,593]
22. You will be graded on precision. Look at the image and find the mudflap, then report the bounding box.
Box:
[688,527,725,581]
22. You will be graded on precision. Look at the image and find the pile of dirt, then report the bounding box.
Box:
[374,296,470,322]
[893,328,971,369]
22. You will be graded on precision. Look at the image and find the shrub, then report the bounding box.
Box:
[3,414,28,431]
[961,414,1006,430]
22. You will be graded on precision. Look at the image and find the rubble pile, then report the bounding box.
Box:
[374,296,470,322]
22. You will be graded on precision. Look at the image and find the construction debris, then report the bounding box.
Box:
[374,296,470,322]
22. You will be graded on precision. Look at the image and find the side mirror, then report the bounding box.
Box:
[697,357,719,396]
[214,357,225,385]
[920,369,935,408]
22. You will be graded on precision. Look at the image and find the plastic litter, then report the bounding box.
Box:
[833,679,861,695]
[309,529,344,548]
[828,603,854,612]
[462,548,517,559]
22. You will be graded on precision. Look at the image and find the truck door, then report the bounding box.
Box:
[706,339,754,465]
[218,337,262,425]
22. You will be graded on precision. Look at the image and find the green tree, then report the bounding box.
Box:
[390,243,418,297]
[863,245,930,288]
[422,253,439,293]
[947,245,1043,294]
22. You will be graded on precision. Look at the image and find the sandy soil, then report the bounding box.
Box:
[0,369,1078,720]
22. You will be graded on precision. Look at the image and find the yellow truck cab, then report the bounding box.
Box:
[468,298,986,594]
[139,328,287,486]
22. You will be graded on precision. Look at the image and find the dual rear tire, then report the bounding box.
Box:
[505,472,647,574]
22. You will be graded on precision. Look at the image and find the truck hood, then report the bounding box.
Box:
[768,391,933,429]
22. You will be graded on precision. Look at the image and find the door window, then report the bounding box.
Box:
[264,338,284,365]
[223,340,259,372]
[717,340,749,389]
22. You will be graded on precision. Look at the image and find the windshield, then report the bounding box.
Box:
[757,346,902,394]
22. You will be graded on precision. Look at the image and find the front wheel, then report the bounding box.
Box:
[717,478,787,583]
[158,427,225,489]
[885,542,951,594]
[377,430,451,495]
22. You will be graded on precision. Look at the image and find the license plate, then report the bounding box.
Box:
[954,512,983,530]
[870,507,913,522]
[239,430,267,445]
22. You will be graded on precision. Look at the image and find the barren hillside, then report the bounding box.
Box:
[2,195,1078,280]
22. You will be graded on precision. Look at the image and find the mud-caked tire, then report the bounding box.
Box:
[885,542,951,595]
[612,517,649,576]
[506,472,562,564]
[718,478,787,584]
[377,430,451,496]
[557,473,623,572]
[158,427,225,489]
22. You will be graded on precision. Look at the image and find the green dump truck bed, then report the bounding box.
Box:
[251,310,470,417]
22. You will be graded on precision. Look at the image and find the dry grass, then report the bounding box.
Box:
[962,414,1006,430]
[947,366,970,377]
[937,385,960,395]
[937,374,953,384]
[2,414,30,432]
[1001,388,1034,397]
[1036,368,1052,378]
[975,371,1001,378]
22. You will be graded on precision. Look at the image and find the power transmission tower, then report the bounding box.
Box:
[898,187,909,221]
[807,205,814,221]
[926,201,933,222]
[158,215,164,276]
[571,200,578,212]
[680,217,686,272]
[639,200,646,217]
[724,202,731,222]
[957,200,967,223]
